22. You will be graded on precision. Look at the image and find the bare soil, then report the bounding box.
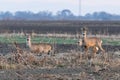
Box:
[0,43,119,80]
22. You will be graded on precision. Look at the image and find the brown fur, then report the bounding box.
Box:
[30,43,52,55]
[26,35,52,55]
[78,28,105,58]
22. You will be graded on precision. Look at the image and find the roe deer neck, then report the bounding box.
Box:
[26,35,32,48]
[82,30,87,43]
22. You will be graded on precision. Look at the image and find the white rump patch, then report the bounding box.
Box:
[96,47,99,51]
[101,40,103,43]
[78,39,82,46]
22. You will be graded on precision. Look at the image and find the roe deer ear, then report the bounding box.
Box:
[82,27,88,31]
[81,27,87,31]
[24,32,29,36]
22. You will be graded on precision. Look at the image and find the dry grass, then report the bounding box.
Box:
[0,43,119,80]
[0,49,119,69]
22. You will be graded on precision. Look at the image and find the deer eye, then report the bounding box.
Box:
[27,39,29,41]
[83,33,85,35]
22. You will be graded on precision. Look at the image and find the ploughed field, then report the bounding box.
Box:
[0,43,120,80]
[0,20,120,34]
[0,21,120,80]
[0,39,119,80]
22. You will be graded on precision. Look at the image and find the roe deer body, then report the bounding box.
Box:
[26,35,52,55]
[78,27,105,58]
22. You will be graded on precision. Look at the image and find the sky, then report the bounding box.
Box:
[0,0,120,15]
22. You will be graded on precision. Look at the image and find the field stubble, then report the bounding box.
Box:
[0,45,119,80]
[0,33,119,80]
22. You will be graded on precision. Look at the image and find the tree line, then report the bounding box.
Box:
[0,9,120,20]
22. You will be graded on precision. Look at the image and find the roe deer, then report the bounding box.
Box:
[78,27,105,59]
[26,35,52,55]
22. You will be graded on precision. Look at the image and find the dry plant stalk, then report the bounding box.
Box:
[13,42,24,63]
